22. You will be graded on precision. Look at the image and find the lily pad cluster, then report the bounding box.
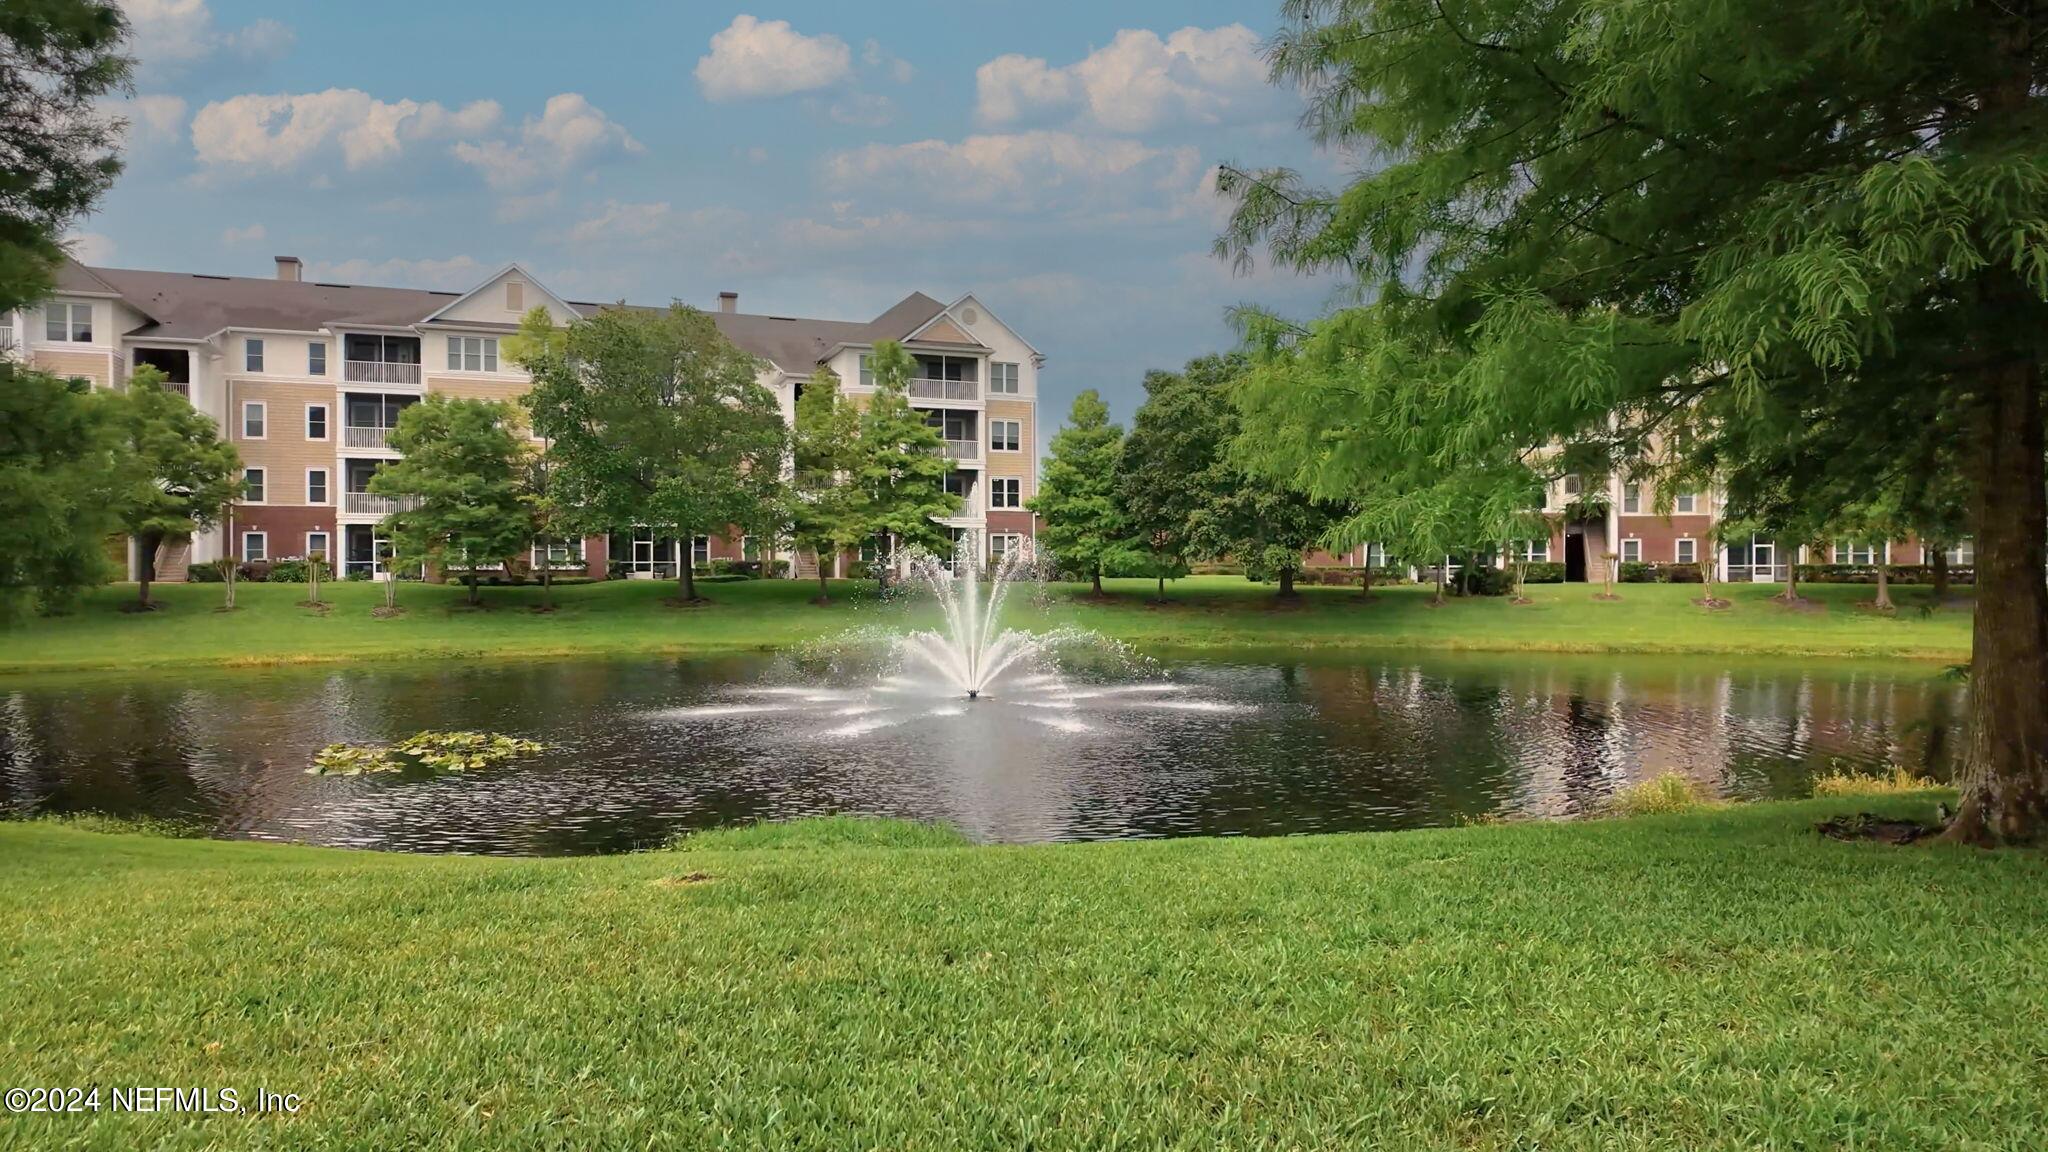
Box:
[310,731,546,777]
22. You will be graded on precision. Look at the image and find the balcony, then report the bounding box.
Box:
[343,425,394,450]
[343,491,420,516]
[0,324,15,355]
[344,360,421,386]
[908,377,977,402]
[942,439,980,461]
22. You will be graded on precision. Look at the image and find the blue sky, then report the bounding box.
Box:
[85,1,1337,424]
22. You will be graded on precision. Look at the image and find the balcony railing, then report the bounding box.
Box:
[343,425,394,450]
[0,324,15,355]
[344,360,421,386]
[942,439,980,461]
[909,377,978,401]
[343,492,420,516]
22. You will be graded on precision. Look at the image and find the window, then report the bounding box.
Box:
[1948,541,1975,565]
[241,532,267,562]
[1833,541,1880,565]
[691,536,711,566]
[858,354,874,388]
[1620,538,1642,563]
[990,419,1021,452]
[241,401,266,439]
[1363,542,1387,567]
[1561,474,1582,497]
[532,537,584,566]
[990,362,1020,394]
[989,477,1022,509]
[43,302,92,343]
[1674,491,1698,514]
[1519,539,1550,563]
[447,335,499,372]
[309,342,327,376]
[306,403,328,440]
[741,535,759,561]
[990,533,1022,561]
[306,532,331,564]
[307,468,329,505]
[859,537,883,565]
[506,281,524,311]
[1622,483,1641,514]
[244,338,265,373]
[242,467,266,503]
[1676,538,1697,565]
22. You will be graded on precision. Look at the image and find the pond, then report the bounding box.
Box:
[0,650,1963,855]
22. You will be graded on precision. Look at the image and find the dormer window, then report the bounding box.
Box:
[506,281,524,311]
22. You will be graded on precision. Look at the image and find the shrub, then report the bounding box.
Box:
[1604,773,1718,817]
[1521,562,1565,584]
[1663,563,1704,584]
[267,558,309,584]
[1461,564,1513,596]
[186,559,229,583]
[1811,765,1943,797]
[1618,561,1659,583]
[709,558,760,579]
[1798,563,1976,586]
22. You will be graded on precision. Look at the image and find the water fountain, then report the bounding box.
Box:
[895,540,1043,699]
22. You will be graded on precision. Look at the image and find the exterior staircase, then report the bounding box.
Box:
[793,551,821,581]
[154,537,191,583]
[1585,548,1612,588]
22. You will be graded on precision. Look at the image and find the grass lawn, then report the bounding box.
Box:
[3,800,2043,1149]
[0,576,1972,675]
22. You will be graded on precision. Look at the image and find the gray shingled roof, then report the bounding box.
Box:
[71,260,971,372]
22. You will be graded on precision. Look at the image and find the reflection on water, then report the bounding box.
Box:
[0,653,1962,855]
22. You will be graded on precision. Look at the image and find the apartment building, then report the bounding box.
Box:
[2,257,1042,582]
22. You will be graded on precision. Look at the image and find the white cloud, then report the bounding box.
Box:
[695,15,853,101]
[106,93,188,148]
[191,89,503,173]
[824,130,1203,214]
[123,0,293,79]
[828,92,895,127]
[976,25,1271,132]
[568,200,671,245]
[452,94,642,190]
[221,222,266,245]
[304,255,488,290]
[64,231,117,265]
[863,38,914,84]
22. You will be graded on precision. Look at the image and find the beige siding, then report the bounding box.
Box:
[427,374,529,404]
[31,348,114,386]
[916,318,973,344]
[229,380,336,506]
[986,399,1035,494]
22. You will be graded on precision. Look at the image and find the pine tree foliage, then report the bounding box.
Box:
[1029,389,1125,594]
[853,340,956,579]
[789,367,866,600]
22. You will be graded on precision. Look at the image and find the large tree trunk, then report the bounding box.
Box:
[1874,554,1893,612]
[465,572,480,606]
[1932,547,1951,602]
[1091,565,1103,597]
[1277,565,1297,598]
[1947,358,2048,845]
[816,565,831,604]
[1359,563,1373,599]
[1780,547,1801,601]
[540,563,553,611]
[135,529,162,609]
[1156,572,1165,602]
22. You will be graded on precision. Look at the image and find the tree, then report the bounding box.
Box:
[519,444,568,612]
[520,305,788,604]
[1116,358,1240,601]
[852,339,955,586]
[1221,1,2048,843]
[370,395,530,607]
[0,364,121,617]
[109,367,240,611]
[0,1,129,312]
[789,367,866,603]
[1029,389,1124,596]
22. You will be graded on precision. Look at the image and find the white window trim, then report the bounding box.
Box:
[305,531,331,562]
[241,531,268,562]
[690,535,711,566]
[244,337,265,374]
[1622,483,1641,514]
[990,419,1022,452]
[308,341,328,376]
[1521,539,1550,563]
[1676,537,1697,564]
[242,466,267,505]
[44,301,93,344]
[306,467,329,506]
[989,362,1020,395]
[530,537,586,568]
[446,334,502,374]
[1620,538,1642,563]
[306,402,329,441]
[989,532,1023,558]
[1674,492,1698,514]
[241,400,267,440]
[988,477,1022,510]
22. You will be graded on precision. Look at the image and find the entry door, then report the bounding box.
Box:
[632,535,654,572]
[1751,540,1777,582]
[1565,533,1587,583]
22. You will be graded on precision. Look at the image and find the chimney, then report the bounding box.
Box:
[275,256,302,282]
[717,290,738,314]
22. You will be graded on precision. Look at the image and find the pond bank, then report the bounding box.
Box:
[0,576,1974,675]
[4,798,2040,1149]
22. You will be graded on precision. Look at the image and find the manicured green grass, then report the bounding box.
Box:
[0,575,1972,674]
[3,801,2042,1149]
